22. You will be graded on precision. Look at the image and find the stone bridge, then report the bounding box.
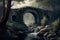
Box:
[0,6,59,26]
[9,7,55,26]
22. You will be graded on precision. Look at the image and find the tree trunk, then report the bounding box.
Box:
[0,0,11,28]
[0,0,11,39]
[0,0,5,28]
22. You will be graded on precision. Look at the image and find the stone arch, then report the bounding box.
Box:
[17,7,40,26]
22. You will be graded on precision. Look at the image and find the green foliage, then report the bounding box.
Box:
[36,0,60,7]
[52,18,60,32]
[6,21,14,27]
[41,16,48,26]
[52,18,59,26]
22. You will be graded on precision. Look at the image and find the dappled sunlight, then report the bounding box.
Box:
[11,0,43,9]
[11,0,54,11]
[11,0,32,9]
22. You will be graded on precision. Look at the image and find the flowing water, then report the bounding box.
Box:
[25,32,39,40]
